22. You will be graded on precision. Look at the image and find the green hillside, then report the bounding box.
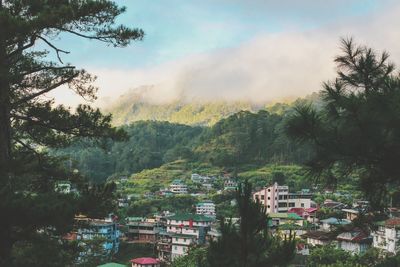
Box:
[104,88,269,126]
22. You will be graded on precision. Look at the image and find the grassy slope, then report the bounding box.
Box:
[122,160,308,195]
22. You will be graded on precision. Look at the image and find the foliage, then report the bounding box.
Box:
[306,246,390,267]
[120,195,197,218]
[285,38,400,209]
[54,121,202,182]
[171,247,209,267]
[196,110,312,167]
[208,181,296,267]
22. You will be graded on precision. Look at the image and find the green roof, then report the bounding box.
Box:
[126,217,144,222]
[97,263,126,267]
[168,213,215,222]
[268,213,304,220]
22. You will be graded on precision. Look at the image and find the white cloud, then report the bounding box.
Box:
[51,2,400,107]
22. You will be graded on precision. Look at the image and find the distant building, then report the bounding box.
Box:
[288,207,318,223]
[130,257,161,267]
[322,200,347,210]
[169,179,188,194]
[126,217,161,243]
[223,179,238,191]
[165,213,214,260]
[372,217,400,254]
[336,230,372,254]
[253,183,315,213]
[268,212,305,227]
[191,173,214,184]
[320,217,351,231]
[342,208,360,221]
[196,201,216,216]
[74,215,120,256]
[302,231,336,246]
[55,181,71,194]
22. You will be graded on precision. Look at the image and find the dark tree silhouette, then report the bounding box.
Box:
[286,38,400,210]
[0,1,143,265]
[208,181,296,267]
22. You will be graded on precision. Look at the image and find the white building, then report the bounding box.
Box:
[336,230,372,254]
[169,179,188,194]
[166,213,214,260]
[253,183,315,213]
[372,217,400,254]
[55,181,71,194]
[196,201,216,216]
[191,173,213,184]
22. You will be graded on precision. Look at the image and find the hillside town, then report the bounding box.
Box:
[61,172,400,266]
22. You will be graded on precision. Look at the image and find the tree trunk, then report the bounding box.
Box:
[0,33,11,182]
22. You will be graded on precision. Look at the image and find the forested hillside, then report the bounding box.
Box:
[104,87,267,126]
[55,97,317,183]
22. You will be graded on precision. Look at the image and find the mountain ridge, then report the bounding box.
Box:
[103,86,297,126]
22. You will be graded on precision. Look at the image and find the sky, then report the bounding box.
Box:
[47,0,400,106]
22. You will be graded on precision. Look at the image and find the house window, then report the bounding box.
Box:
[301,203,305,207]
[267,205,270,208]
[267,197,270,200]
[261,195,264,200]
[268,189,271,192]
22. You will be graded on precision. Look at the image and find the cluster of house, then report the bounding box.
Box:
[156,174,238,198]
[252,183,400,257]
[68,180,400,266]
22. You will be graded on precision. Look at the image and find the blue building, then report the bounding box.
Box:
[76,215,120,255]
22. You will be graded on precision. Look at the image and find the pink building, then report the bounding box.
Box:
[130,257,160,267]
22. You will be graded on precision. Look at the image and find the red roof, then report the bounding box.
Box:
[305,208,318,213]
[130,257,160,265]
[385,217,400,227]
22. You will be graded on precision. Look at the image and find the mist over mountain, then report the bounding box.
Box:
[104,85,296,126]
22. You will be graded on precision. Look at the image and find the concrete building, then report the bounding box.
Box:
[166,213,214,260]
[75,215,120,256]
[342,208,360,221]
[336,230,372,254]
[372,217,400,254]
[253,183,315,213]
[320,217,351,231]
[169,179,188,194]
[302,231,336,246]
[126,218,161,243]
[196,201,216,216]
[223,179,238,191]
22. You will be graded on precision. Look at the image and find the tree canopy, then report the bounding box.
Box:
[0,1,143,265]
[286,38,400,209]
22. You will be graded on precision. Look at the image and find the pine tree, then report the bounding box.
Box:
[285,38,400,210]
[208,181,296,267]
[0,1,143,265]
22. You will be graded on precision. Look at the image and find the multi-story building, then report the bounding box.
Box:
[253,182,315,213]
[126,217,161,243]
[372,217,400,254]
[191,173,214,184]
[224,179,238,191]
[169,179,188,194]
[165,213,215,260]
[196,201,216,216]
[75,215,120,255]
